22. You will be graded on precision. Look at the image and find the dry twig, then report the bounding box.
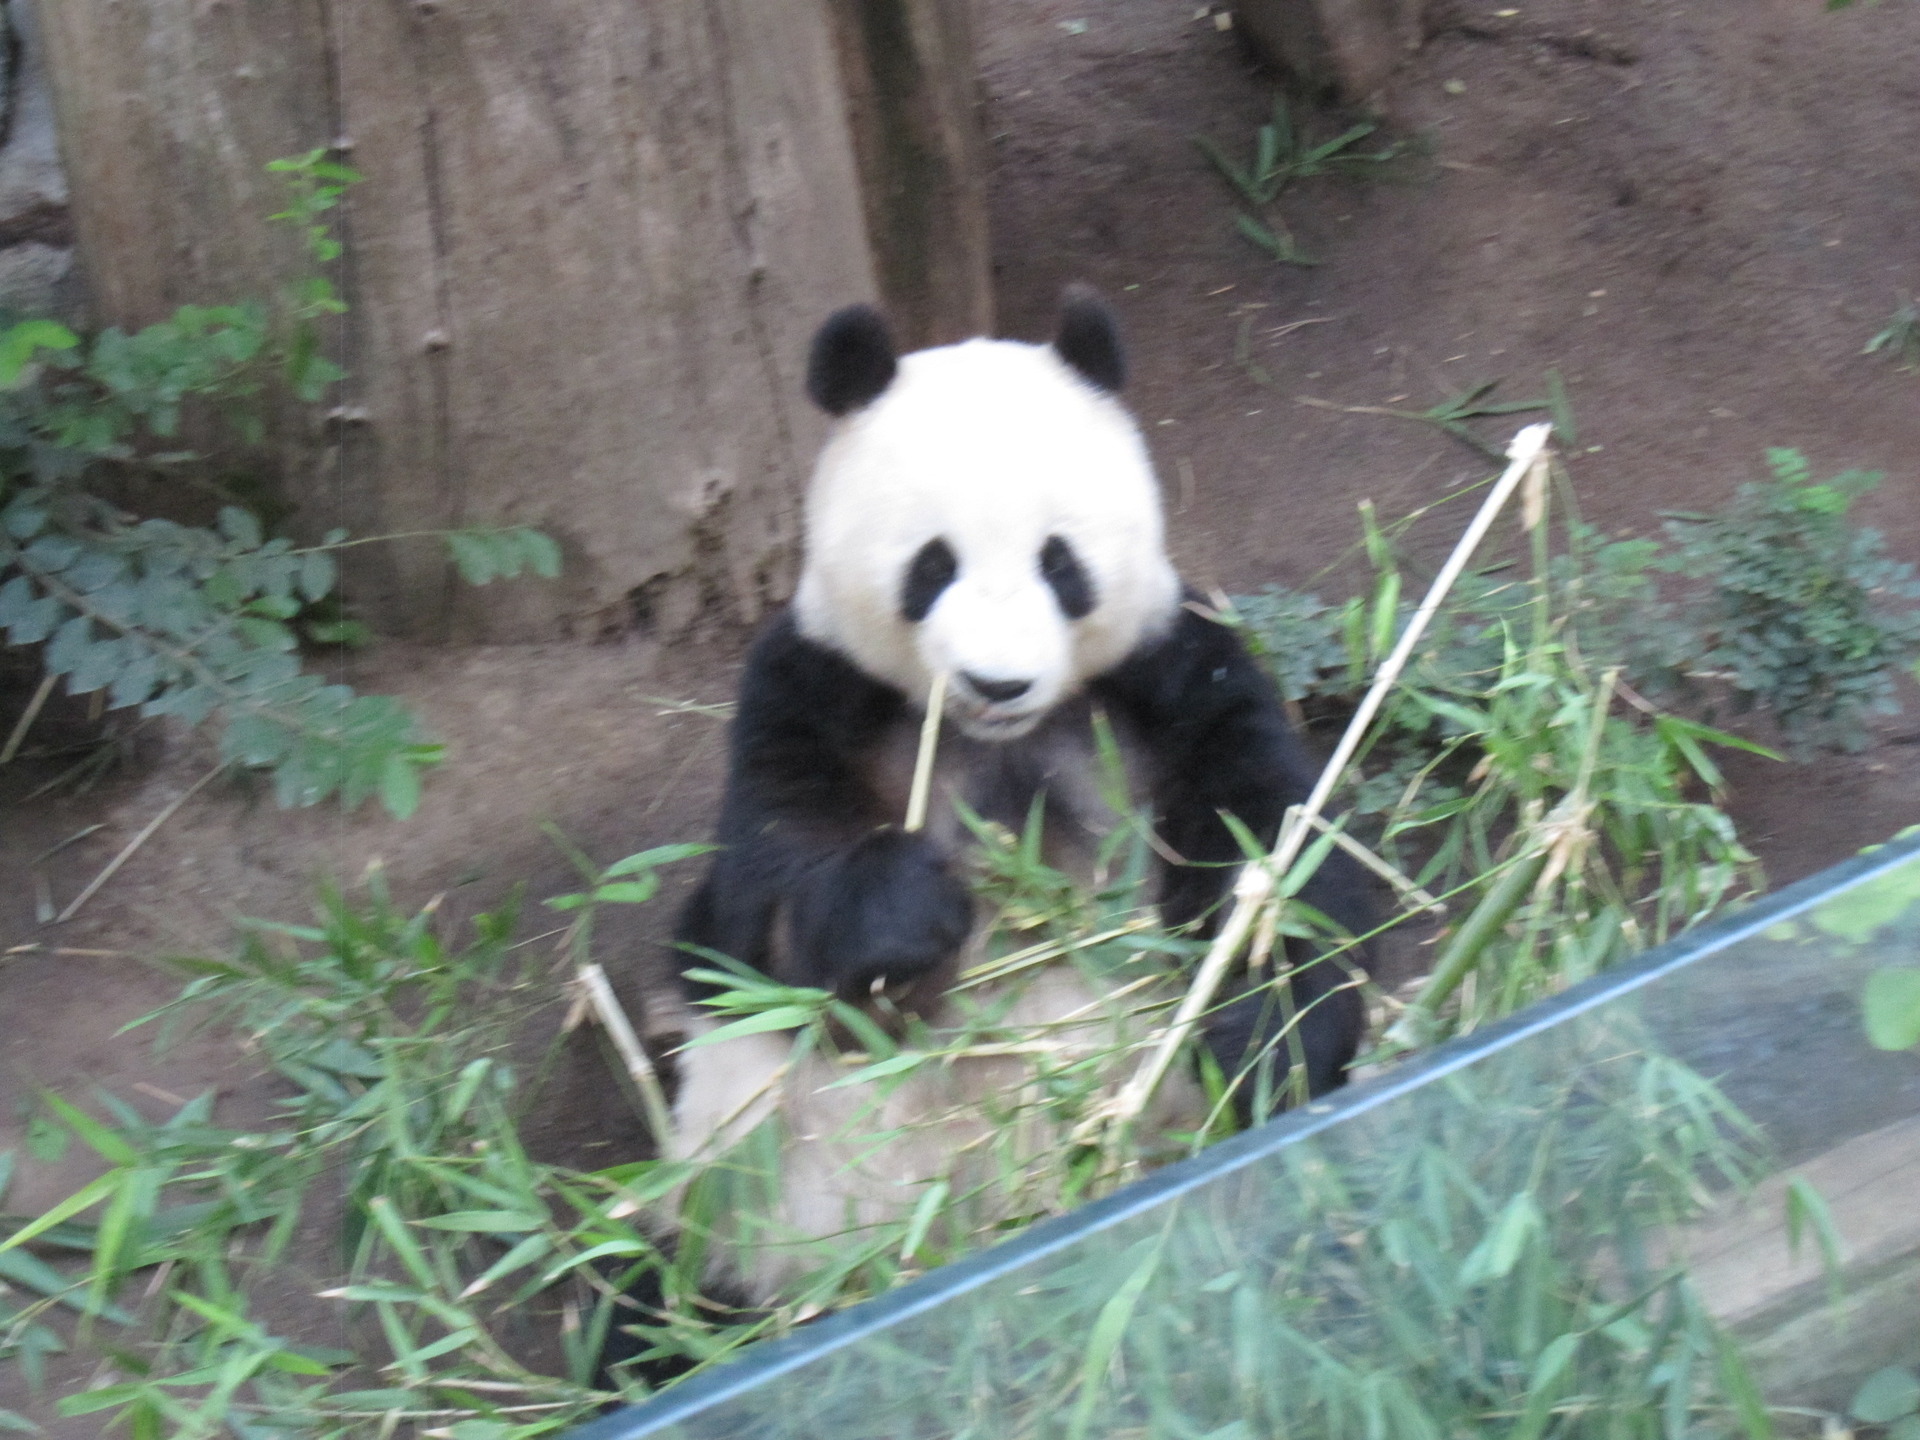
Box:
[55,763,226,923]
[1,672,56,765]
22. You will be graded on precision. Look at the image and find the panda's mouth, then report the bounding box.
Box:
[937,668,1054,741]
[952,707,1044,743]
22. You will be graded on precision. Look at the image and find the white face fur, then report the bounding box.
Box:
[793,337,1182,741]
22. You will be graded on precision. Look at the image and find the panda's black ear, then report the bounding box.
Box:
[807,305,898,416]
[1053,284,1126,393]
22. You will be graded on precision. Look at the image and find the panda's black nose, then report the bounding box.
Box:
[963,673,1032,704]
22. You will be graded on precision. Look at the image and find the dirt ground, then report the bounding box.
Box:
[4,0,1920,1423]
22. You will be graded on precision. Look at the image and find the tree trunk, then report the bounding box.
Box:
[34,0,987,641]
[829,0,992,350]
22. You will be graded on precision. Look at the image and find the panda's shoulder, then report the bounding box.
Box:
[1091,592,1269,719]
[736,608,906,737]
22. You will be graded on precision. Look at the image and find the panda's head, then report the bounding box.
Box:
[793,288,1181,741]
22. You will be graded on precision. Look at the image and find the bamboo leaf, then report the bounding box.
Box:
[1714,1328,1776,1438]
[1864,968,1920,1051]
[593,880,659,905]
[366,1195,438,1289]
[1510,1333,1580,1440]
[602,843,715,877]
[1066,1239,1163,1440]
[0,1171,121,1257]
[824,1052,928,1090]
[414,1211,546,1233]
[679,1007,820,1046]
[39,1093,138,1167]
[1783,1175,1847,1306]
[898,1180,950,1263]
[1458,1191,1543,1286]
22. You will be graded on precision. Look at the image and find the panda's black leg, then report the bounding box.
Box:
[1290,958,1367,1097]
[1202,947,1366,1123]
[594,1258,762,1401]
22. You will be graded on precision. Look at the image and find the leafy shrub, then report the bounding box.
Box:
[0,854,1786,1437]
[1224,447,1920,1042]
[1802,832,1920,1052]
[1235,524,1679,725]
[1850,1366,1920,1438]
[0,151,558,817]
[1655,449,1920,751]
[1226,585,1347,702]
[1237,448,1920,766]
[0,851,709,1436]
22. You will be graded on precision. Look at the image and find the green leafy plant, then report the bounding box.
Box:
[1226,476,1763,1047]
[1864,296,1920,373]
[1851,1366,1920,1438]
[1864,965,1920,1051]
[1659,448,1920,752]
[1133,1022,1775,1440]
[0,825,1211,1427]
[0,850,713,1437]
[0,1149,102,1434]
[1396,449,1920,759]
[1284,366,1920,753]
[1222,585,1346,703]
[578,1009,1783,1440]
[2,842,1793,1437]
[266,148,361,402]
[605,801,1246,1382]
[1761,836,1920,1053]
[1194,93,1408,265]
[0,153,560,817]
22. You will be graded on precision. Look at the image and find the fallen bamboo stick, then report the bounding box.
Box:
[577,961,677,1155]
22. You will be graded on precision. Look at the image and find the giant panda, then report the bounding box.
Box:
[647,287,1369,1319]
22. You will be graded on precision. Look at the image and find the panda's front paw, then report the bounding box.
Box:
[790,828,973,1005]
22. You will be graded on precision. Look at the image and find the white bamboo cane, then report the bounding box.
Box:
[904,670,948,833]
[1101,422,1554,1129]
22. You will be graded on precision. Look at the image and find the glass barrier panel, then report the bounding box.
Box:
[573,835,1920,1440]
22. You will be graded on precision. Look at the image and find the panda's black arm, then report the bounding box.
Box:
[1090,601,1367,940]
[677,611,973,1000]
[1093,601,1370,1102]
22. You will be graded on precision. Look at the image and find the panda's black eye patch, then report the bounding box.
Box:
[901,538,958,622]
[1040,535,1095,619]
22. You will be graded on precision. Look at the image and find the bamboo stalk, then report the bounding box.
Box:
[1101,422,1554,1130]
[1384,664,1620,1049]
[1385,850,1548,1052]
[576,962,677,1155]
[904,670,947,833]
